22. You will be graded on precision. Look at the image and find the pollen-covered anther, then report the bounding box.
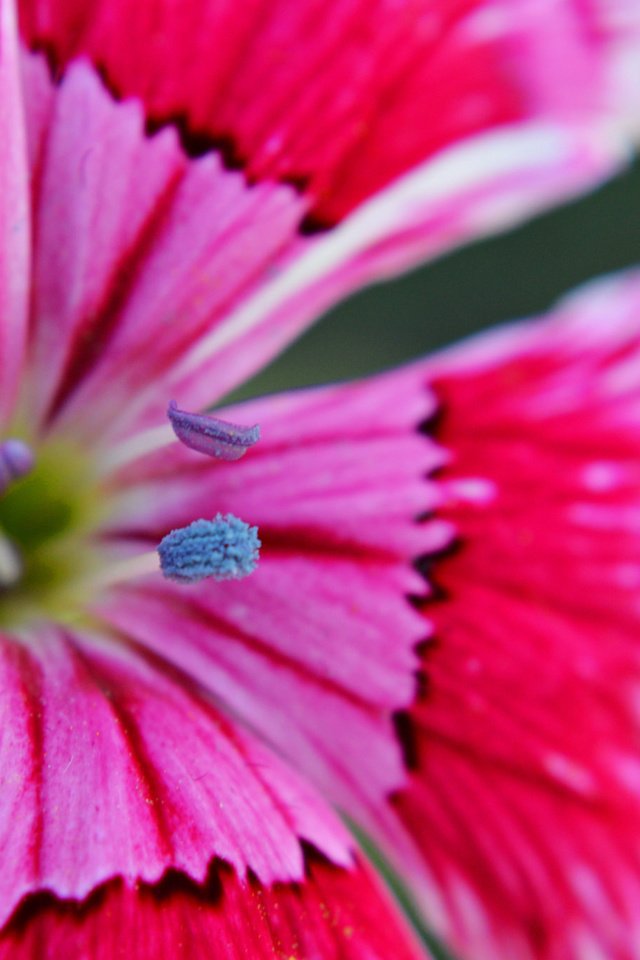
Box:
[158,514,261,584]
[0,439,35,495]
[168,400,260,462]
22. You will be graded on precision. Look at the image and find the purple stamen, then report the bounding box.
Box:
[167,400,260,462]
[0,439,35,495]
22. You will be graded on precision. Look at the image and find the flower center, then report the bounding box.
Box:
[0,403,262,629]
[0,435,109,629]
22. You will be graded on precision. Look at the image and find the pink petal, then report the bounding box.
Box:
[0,859,426,960]
[18,0,637,223]
[0,0,30,424]
[393,271,640,959]
[0,626,353,926]
[22,56,306,432]
[96,368,448,855]
[586,1,640,125]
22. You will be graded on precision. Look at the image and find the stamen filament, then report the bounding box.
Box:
[83,550,161,592]
[0,533,22,587]
[98,423,176,474]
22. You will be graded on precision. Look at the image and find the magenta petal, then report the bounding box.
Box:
[0,859,426,960]
[0,627,352,926]
[394,271,640,960]
[0,0,29,425]
[100,368,448,857]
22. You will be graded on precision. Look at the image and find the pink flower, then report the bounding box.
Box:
[1,0,640,957]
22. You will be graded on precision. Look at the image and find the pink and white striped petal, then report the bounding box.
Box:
[0,626,352,927]
[0,0,30,425]
[95,368,448,856]
[0,859,427,960]
[22,55,306,435]
[392,271,640,960]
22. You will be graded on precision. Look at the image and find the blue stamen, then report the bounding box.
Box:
[168,400,260,462]
[0,439,35,495]
[158,514,260,584]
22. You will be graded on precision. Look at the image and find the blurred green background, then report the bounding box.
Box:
[239,157,640,398]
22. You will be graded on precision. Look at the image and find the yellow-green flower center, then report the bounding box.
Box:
[0,437,110,629]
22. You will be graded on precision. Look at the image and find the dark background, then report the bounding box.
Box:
[238,157,640,398]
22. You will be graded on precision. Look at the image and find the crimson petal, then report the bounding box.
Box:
[0,858,429,960]
[395,271,640,960]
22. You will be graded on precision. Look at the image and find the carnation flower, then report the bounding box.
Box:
[1,0,640,958]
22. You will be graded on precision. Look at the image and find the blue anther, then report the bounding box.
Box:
[158,514,261,584]
[168,400,260,462]
[0,439,35,495]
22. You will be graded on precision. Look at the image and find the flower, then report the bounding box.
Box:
[2,0,640,957]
